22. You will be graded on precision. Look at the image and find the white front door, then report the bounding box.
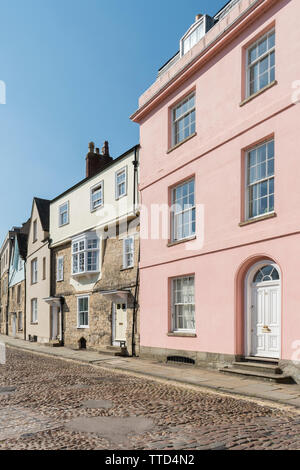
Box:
[12,314,16,337]
[115,303,127,343]
[51,306,58,340]
[251,284,281,359]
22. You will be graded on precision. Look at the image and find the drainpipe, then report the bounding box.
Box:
[5,267,10,336]
[131,243,140,357]
[131,146,140,357]
[60,297,65,346]
[133,146,139,213]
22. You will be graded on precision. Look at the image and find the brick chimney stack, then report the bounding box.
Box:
[86,140,113,178]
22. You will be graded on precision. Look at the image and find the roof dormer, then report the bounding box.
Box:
[180,14,214,57]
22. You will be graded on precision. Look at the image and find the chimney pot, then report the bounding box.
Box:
[95,147,100,154]
[88,142,95,152]
[195,14,203,21]
[102,141,110,157]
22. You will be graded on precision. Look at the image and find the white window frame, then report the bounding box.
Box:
[245,139,275,221]
[172,93,196,147]
[115,167,127,200]
[31,298,38,324]
[90,181,104,212]
[77,295,89,328]
[58,201,69,227]
[246,29,275,99]
[57,256,64,282]
[123,237,134,269]
[72,233,100,276]
[171,178,196,242]
[171,276,195,333]
[31,258,38,284]
[33,219,37,242]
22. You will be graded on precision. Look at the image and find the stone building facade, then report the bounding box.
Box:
[7,280,25,339]
[48,142,140,356]
[7,221,30,339]
[51,225,140,355]
[0,231,14,335]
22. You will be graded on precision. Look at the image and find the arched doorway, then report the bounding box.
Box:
[245,260,281,359]
[78,337,87,350]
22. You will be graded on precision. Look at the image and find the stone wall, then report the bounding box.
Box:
[140,346,238,370]
[0,272,9,334]
[7,281,25,339]
[51,224,140,356]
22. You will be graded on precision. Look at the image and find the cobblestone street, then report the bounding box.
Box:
[0,348,300,450]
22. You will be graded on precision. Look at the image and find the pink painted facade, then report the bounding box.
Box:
[132,0,300,378]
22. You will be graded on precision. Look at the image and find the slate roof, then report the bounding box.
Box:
[34,197,50,233]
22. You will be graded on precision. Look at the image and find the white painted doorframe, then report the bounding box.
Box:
[244,260,281,359]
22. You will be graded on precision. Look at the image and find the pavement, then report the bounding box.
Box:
[1,345,300,450]
[1,334,300,410]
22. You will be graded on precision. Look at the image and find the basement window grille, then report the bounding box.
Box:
[167,356,195,365]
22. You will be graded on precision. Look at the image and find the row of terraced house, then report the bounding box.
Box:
[1,0,300,383]
[0,142,140,356]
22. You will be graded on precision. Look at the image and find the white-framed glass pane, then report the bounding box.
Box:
[172,179,195,241]
[172,93,196,146]
[73,254,78,274]
[247,140,274,219]
[172,276,195,332]
[116,169,126,199]
[59,203,69,226]
[247,30,275,97]
[78,297,89,327]
[87,251,98,271]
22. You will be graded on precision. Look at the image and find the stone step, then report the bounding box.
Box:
[244,356,279,365]
[232,361,282,375]
[106,346,121,352]
[219,367,294,384]
[44,341,62,348]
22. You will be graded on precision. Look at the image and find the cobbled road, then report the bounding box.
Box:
[0,348,299,450]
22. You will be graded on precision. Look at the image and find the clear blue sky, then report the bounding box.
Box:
[0,0,225,243]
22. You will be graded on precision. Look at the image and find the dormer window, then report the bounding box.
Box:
[180,15,214,57]
[72,233,100,276]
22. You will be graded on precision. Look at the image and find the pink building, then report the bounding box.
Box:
[131,0,300,382]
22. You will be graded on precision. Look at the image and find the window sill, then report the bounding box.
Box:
[240,80,278,107]
[77,326,89,330]
[72,271,99,278]
[90,205,104,213]
[31,322,38,326]
[167,132,197,154]
[167,236,196,247]
[167,332,197,338]
[115,193,127,201]
[239,212,276,227]
[120,266,134,272]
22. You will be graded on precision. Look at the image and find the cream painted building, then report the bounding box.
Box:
[48,142,140,355]
[26,198,52,343]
